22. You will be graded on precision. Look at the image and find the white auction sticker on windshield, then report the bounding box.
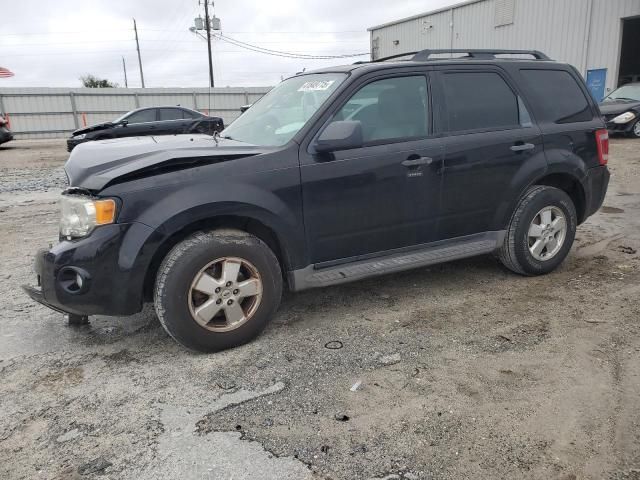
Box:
[298,80,335,92]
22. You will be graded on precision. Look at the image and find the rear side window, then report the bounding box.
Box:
[520,69,593,123]
[441,72,523,132]
[159,108,185,120]
[182,110,201,119]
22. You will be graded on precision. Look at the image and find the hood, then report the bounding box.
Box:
[599,99,640,116]
[65,134,268,191]
[71,122,115,136]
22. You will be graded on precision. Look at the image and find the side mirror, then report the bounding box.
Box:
[120,120,128,127]
[315,120,363,153]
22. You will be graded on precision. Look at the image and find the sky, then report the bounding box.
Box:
[0,0,458,88]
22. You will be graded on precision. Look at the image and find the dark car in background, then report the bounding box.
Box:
[0,113,13,145]
[599,83,640,138]
[67,106,224,151]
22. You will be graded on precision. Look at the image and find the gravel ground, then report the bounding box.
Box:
[0,138,639,480]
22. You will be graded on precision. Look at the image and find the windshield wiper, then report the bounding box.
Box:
[612,97,638,102]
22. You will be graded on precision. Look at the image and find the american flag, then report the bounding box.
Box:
[0,67,15,78]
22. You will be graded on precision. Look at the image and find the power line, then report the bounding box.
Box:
[2,49,367,58]
[212,33,368,59]
[0,29,366,37]
[3,38,366,47]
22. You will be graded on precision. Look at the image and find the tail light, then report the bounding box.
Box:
[595,129,609,166]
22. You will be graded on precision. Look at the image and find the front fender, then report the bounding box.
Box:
[104,162,305,269]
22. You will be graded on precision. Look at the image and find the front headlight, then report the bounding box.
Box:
[612,111,637,124]
[73,133,87,139]
[60,195,116,239]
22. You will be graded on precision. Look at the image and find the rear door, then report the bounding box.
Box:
[432,67,545,239]
[299,71,446,264]
[157,108,191,134]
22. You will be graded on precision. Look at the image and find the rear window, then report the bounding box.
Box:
[442,72,524,132]
[520,69,593,123]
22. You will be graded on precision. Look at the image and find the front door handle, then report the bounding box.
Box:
[510,143,535,152]
[402,156,433,167]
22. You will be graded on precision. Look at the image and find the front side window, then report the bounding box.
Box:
[332,76,429,143]
[125,109,157,124]
[222,73,346,146]
[520,69,593,123]
[442,71,523,132]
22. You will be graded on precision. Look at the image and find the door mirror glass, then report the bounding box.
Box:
[120,120,128,127]
[316,120,363,153]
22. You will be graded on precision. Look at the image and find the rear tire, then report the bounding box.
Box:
[154,229,282,352]
[498,185,577,276]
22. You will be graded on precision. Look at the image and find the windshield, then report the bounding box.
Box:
[113,112,130,122]
[604,84,640,102]
[221,73,347,146]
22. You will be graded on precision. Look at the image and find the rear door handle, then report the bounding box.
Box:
[510,143,535,152]
[402,156,433,167]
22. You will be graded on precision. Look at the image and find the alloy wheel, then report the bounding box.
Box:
[188,257,263,332]
[527,206,567,261]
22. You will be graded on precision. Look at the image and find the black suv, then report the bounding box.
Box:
[24,49,610,352]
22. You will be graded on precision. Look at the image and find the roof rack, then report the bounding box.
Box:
[368,49,551,63]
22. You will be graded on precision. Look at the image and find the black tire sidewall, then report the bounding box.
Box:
[512,188,577,275]
[156,232,282,353]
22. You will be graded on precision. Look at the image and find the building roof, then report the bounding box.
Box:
[368,0,486,31]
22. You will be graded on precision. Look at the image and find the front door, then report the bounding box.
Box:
[115,108,158,138]
[300,73,445,264]
[432,68,545,240]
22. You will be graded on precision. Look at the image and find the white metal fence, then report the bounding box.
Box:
[0,87,272,139]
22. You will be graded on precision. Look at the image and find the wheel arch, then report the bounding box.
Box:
[142,214,291,302]
[532,172,587,224]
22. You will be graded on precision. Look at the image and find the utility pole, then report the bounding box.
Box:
[122,56,128,88]
[203,1,215,87]
[133,18,145,88]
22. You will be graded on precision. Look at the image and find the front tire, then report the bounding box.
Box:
[629,119,640,139]
[154,229,282,352]
[498,185,577,276]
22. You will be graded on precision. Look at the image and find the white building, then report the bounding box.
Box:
[368,0,640,100]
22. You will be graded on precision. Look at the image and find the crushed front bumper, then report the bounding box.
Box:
[66,137,88,152]
[22,284,70,315]
[22,222,158,317]
[606,120,635,135]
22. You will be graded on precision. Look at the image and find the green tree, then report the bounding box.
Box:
[80,74,118,88]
